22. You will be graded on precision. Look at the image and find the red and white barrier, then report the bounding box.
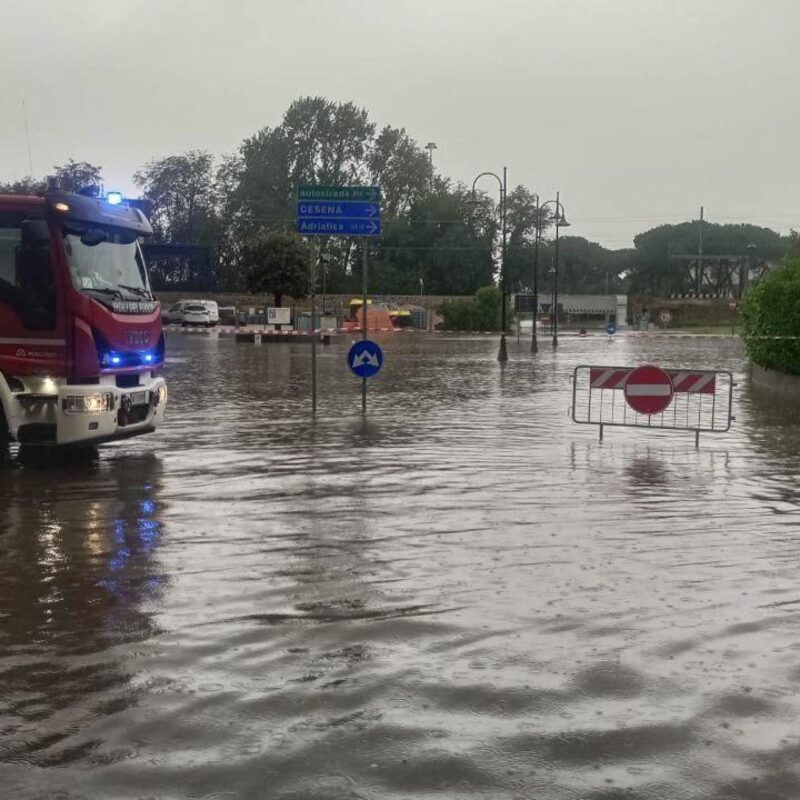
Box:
[574,363,733,443]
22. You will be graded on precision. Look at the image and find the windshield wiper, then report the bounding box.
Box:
[85,287,125,300]
[118,284,152,299]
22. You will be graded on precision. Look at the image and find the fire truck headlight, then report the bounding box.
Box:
[63,393,114,414]
[157,385,168,406]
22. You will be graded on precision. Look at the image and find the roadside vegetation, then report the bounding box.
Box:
[439,286,502,331]
[740,256,800,375]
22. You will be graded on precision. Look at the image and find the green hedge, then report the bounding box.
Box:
[439,286,502,331]
[740,258,800,375]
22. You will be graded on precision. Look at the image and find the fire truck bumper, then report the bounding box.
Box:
[5,376,168,447]
[55,377,168,445]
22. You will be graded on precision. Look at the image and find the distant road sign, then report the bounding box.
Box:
[267,307,291,325]
[606,322,617,335]
[514,294,536,313]
[296,186,381,238]
[659,310,672,323]
[624,365,674,415]
[348,340,383,379]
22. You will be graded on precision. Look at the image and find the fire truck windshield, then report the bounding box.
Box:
[63,227,152,303]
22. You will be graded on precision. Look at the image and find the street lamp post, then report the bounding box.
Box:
[540,192,569,348]
[471,168,509,363]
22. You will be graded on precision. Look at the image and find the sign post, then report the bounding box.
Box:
[310,246,317,414]
[296,186,382,414]
[361,246,368,412]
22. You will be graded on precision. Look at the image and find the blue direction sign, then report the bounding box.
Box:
[297,186,381,238]
[606,322,617,335]
[297,201,380,219]
[348,340,383,379]
[298,218,381,236]
[299,186,380,202]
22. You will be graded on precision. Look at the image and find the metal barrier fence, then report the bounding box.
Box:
[571,364,735,444]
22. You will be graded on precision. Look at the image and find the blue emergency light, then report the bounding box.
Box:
[106,191,123,206]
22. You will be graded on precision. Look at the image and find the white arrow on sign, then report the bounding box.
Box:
[352,351,380,368]
[367,220,378,234]
[366,204,379,217]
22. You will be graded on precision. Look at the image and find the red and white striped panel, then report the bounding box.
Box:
[667,370,716,394]
[589,367,716,394]
[589,368,630,390]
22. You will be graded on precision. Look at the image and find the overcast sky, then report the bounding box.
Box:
[1,0,798,249]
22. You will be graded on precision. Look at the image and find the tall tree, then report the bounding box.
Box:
[133,151,219,244]
[504,186,553,292]
[0,160,103,195]
[0,176,45,195]
[367,126,431,217]
[236,97,375,235]
[53,159,103,192]
[373,186,495,295]
[629,221,787,295]
[242,230,311,307]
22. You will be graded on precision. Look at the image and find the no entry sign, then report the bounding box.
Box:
[624,365,674,415]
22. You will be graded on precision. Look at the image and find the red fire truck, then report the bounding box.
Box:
[0,188,167,448]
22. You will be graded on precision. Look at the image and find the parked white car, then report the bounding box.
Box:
[166,300,220,326]
[180,303,212,326]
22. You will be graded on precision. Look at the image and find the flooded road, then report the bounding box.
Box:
[2,331,800,800]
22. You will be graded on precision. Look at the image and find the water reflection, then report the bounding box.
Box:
[0,452,167,767]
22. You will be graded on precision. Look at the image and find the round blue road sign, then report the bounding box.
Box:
[606,322,617,335]
[348,339,384,379]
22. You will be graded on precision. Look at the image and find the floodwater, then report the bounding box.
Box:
[2,331,800,800]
